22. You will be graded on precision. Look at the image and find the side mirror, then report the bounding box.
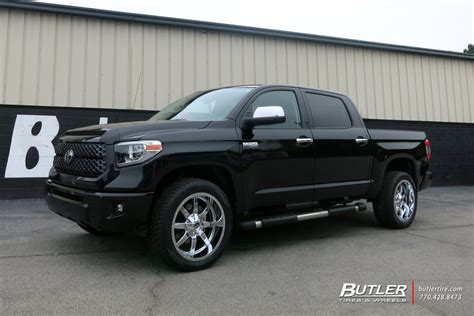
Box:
[241,106,286,129]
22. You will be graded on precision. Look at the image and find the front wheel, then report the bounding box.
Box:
[148,178,233,271]
[373,171,417,229]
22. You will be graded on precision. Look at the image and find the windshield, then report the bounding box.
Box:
[149,87,255,121]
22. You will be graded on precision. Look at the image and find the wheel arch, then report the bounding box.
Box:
[153,163,241,215]
[385,156,417,184]
[368,154,420,199]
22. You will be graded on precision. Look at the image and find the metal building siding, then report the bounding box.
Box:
[1,8,473,123]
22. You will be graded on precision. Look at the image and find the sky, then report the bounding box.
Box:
[41,0,473,52]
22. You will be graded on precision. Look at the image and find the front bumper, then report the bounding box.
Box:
[419,171,432,191]
[45,180,154,233]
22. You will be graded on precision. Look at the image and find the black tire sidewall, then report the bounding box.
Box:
[158,179,233,271]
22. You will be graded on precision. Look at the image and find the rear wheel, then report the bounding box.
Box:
[373,171,417,229]
[148,178,233,271]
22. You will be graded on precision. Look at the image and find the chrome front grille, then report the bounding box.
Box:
[53,142,107,177]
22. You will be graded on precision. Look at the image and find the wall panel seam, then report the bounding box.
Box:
[34,13,43,104]
[19,10,27,104]
[51,13,58,105]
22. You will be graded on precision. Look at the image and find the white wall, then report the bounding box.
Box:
[1,8,473,122]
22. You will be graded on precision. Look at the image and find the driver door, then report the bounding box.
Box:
[238,88,315,212]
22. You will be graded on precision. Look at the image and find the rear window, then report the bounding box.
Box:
[305,93,351,128]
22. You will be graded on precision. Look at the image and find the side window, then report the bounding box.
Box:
[305,93,351,128]
[247,90,302,129]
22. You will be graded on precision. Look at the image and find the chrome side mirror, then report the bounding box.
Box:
[242,106,286,129]
[253,106,285,119]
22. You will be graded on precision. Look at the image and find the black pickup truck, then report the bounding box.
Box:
[46,85,432,270]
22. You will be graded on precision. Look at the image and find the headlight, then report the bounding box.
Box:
[114,140,163,167]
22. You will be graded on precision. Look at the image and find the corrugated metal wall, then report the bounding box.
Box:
[1,8,473,122]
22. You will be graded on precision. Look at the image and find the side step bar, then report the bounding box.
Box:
[240,202,367,230]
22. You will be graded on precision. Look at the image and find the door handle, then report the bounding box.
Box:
[355,137,369,146]
[296,137,313,145]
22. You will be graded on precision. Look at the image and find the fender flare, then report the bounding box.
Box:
[368,153,419,200]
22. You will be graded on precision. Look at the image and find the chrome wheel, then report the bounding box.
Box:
[394,179,415,222]
[171,192,226,261]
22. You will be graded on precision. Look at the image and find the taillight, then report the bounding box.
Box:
[424,138,431,161]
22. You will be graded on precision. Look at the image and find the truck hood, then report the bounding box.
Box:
[60,120,211,143]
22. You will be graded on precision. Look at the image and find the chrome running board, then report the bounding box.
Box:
[239,203,367,230]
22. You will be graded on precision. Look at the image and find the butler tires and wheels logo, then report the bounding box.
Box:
[339,280,464,304]
[339,283,408,303]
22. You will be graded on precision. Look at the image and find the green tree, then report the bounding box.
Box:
[464,44,474,54]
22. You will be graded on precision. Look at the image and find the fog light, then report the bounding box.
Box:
[116,203,124,213]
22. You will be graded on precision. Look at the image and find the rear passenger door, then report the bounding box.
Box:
[303,91,372,200]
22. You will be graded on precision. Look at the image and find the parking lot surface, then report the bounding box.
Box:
[1,186,472,315]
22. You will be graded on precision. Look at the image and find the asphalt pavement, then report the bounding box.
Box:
[1,186,472,315]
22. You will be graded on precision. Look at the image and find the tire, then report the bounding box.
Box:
[77,223,116,236]
[148,178,233,271]
[373,171,417,229]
